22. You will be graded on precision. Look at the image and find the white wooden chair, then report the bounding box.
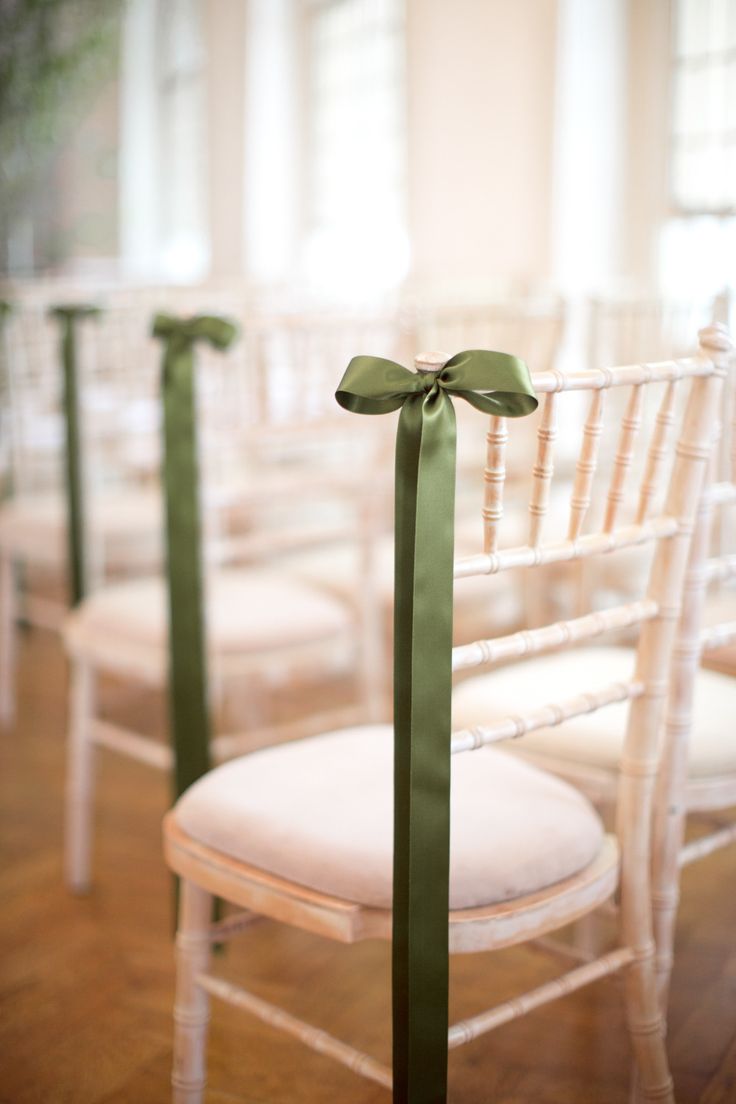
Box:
[0,303,163,724]
[63,315,379,895]
[161,343,722,1102]
[649,327,736,1012]
[452,325,734,1000]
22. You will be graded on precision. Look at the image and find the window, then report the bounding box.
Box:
[120,0,207,280]
[156,0,208,276]
[671,0,736,214]
[302,0,408,298]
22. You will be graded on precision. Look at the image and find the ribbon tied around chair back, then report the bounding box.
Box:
[0,300,13,499]
[152,312,239,801]
[49,304,102,606]
[336,349,538,1104]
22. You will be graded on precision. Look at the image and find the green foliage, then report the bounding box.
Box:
[0,0,123,232]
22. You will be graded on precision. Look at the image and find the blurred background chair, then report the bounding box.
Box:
[63,310,385,893]
[0,303,163,723]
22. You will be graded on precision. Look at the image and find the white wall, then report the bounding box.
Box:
[623,0,671,289]
[243,0,300,287]
[550,0,628,297]
[204,0,247,279]
[30,0,688,304]
[404,0,558,298]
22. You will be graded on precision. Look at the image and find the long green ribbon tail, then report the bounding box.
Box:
[336,350,537,1104]
[0,301,14,500]
[152,313,238,802]
[49,304,101,607]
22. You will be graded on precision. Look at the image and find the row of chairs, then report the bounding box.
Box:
[2,291,734,1099]
[160,323,735,1102]
[0,289,723,723]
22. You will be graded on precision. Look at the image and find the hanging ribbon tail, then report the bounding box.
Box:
[48,303,103,607]
[0,301,13,500]
[152,313,238,803]
[336,350,537,1104]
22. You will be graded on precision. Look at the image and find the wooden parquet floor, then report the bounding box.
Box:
[2,629,736,1103]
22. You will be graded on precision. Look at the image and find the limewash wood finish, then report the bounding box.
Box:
[649,325,736,1012]
[455,329,735,1039]
[164,343,722,1103]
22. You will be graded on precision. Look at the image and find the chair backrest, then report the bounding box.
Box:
[587,293,717,369]
[450,329,726,873]
[238,310,403,482]
[414,295,566,374]
[3,302,62,497]
[648,326,736,688]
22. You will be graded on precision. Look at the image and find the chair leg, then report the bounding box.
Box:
[623,947,674,1103]
[64,659,96,893]
[651,825,683,1018]
[172,880,212,1104]
[651,732,690,1018]
[0,552,17,726]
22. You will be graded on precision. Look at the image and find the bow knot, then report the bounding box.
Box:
[336,348,538,420]
[49,304,101,323]
[152,312,238,352]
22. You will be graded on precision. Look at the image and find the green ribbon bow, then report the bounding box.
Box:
[336,350,537,1104]
[49,305,102,606]
[152,313,239,801]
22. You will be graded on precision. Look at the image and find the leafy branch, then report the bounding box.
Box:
[0,0,124,256]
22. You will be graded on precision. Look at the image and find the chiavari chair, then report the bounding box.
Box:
[160,337,722,1103]
[63,313,378,894]
[453,324,735,1002]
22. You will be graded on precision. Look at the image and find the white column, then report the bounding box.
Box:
[203,0,248,279]
[119,0,162,279]
[623,0,670,289]
[243,0,300,288]
[550,0,628,297]
[549,0,628,369]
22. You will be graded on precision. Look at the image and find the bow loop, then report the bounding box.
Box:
[335,354,424,415]
[152,312,238,352]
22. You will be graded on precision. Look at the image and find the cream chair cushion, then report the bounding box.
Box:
[0,490,161,563]
[174,724,604,910]
[452,645,736,780]
[65,568,351,658]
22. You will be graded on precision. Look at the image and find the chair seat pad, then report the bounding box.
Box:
[704,587,736,638]
[65,568,351,656]
[452,646,736,781]
[174,724,604,910]
[0,491,161,559]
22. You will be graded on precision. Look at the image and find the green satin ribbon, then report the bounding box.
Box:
[152,313,238,801]
[0,301,13,500]
[49,305,101,606]
[336,350,537,1104]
